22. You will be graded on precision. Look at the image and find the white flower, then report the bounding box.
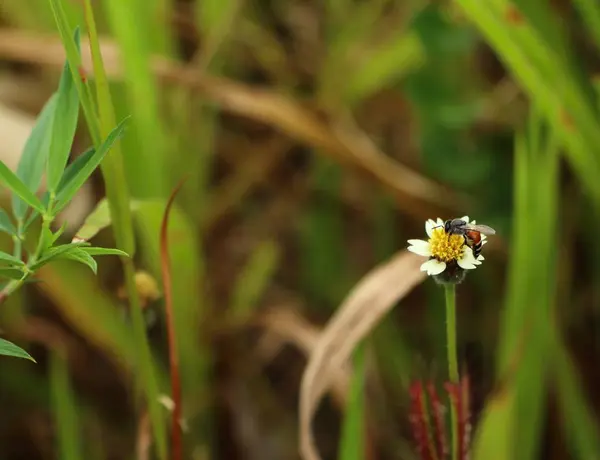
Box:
[407,216,485,276]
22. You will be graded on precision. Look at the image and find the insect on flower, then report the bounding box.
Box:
[407,217,493,283]
[441,218,496,259]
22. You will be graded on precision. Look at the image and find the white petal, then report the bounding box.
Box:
[457,259,477,270]
[420,259,446,275]
[407,239,431,257]
[425,220,436,237]
[461,215,469,223]
[436,218,444,226]
[458,247,479,270]
[477,255,485,261]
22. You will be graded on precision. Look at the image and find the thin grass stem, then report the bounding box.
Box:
[444,283,459,460]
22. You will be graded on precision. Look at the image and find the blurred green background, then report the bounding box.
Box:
[0,0,600,459]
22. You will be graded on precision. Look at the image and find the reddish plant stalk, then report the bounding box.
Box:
[427,383,448,459]
[160,178,187,460]
[409,381,438,460]
[410,377,472,460]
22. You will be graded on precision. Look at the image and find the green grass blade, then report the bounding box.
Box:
[338,342,366,460]
[455,0,600,204]
[101,0,168,197]
[50,351,83,460]
[81,2,167,457]
[572,0,600,52]
[82,0,136,253]
[553,334,600,458]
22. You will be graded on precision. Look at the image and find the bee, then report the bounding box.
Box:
[442,218,496,259]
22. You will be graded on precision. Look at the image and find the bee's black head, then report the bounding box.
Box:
[444,218,467,234]
[444,219,452,233]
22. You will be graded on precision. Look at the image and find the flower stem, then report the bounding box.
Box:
[444,283,459,460]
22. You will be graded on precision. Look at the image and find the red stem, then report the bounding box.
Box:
[160,177,187,460]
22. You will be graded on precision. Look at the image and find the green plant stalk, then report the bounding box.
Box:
[48,0,101,144]
[81,1,167,458]
[338,341,366,460]
[51,351,82,460]
[101,0,168,197]
[1,206,62,302]
[444,284,459,460]
[46,1,166,457]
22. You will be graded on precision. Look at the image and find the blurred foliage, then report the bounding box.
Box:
[0,0,598,459]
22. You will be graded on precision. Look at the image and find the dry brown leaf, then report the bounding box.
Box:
[0,29,465,221]
[298,250,426,460]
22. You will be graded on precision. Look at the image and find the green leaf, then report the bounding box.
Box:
[56,146,94,193]
[56,248,98,274]
[0,251,25,267]
[51,221,68,246]
[47,29,81,194]
[0,161,45,214]
[0,209,16,236]
[54,118,129,213]
[0,268,25,280]
[22,192,50,234]
[0,338,35,362]
[71,198,142,242]
[31,242,90,270]
[80,247,129,257]
[13,94,58,220]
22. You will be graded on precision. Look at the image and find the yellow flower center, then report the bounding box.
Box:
[429,228,465,263]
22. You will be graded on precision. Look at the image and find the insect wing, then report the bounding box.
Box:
[463,223,496,235]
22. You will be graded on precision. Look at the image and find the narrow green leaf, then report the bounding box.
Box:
[0,268,26,280]
[31,242,90,270]
[54,118,128,213]
[0,209,16,235]
[51,221,68,246]
[57,248,98,274]
[48,1,101,145]
[47,49,80,193]
[80,247,129,257]
[0,251,25,267]
[39,225,55,256]
[13,94,58,220]
[0,338,35,362]
[51,352,82,460]
[56,146,95,193]
[22,192,50,234]
[0,161,45,214]
[71,198,142,242]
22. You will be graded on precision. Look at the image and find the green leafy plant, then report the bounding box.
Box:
[0,29,129,362]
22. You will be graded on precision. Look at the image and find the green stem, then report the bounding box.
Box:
[444,283,459,460]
